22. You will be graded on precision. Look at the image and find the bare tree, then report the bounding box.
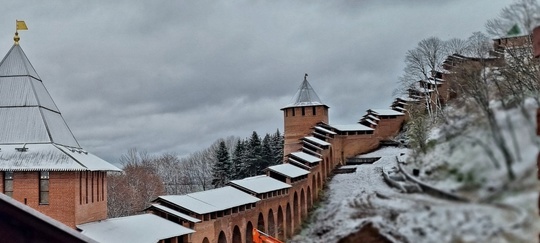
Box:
[399,37,452,118]
[449,54,516,180]
[152,153,184,195]
[406,104,432,163]
[182,149,214,192]
[108,149,165,218]
[485,0,540,37]
[446,38,470,55]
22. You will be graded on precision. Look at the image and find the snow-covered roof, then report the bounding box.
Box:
[229,175,292,194]
[330,124,374,132]
[393,106,406,112]
[314,126,337,135]
[0,45,78,147]
[367,114,380,121]
[0,144,121,171]
[157,186,260,215]
[267,163,310,178]
[290,151,321,164]
[148,204,201,223]
[368,109,404,116]
[361,119,377,126]
[421,78,444,85]
[0,44,119,172]
[396,96,419,102]
[288,158,312,170]
[0,44,40,79]
[282,76,327,109]
[78,214,194,243]
[303,136,331,146]
[396,101,407,106]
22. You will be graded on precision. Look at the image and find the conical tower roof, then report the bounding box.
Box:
[282,74,327,109]
[0,43,120,171]
[0,44,79,147]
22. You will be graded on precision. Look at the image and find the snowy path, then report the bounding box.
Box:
[291,147,538,243]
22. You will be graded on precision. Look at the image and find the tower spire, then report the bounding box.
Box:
[14,20,28,45]
[283,73,325,108]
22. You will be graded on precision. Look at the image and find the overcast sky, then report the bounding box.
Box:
[0,1,512,164]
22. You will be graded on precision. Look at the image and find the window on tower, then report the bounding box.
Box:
[39,171,49,204]
[4,171,13,197]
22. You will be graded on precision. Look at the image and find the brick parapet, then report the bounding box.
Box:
[0,171,108,228]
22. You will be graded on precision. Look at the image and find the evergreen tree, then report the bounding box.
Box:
[261,134,273,173]
[211,140,231,188]
[231,140,247,180]
[270,129,284,165]
[246,131,262,176]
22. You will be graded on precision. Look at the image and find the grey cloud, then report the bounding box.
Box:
[0,0,512,163]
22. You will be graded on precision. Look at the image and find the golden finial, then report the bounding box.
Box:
[14,20,28,45]
[14,32,20,44]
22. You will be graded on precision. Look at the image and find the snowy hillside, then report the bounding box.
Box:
[291,101,540,243]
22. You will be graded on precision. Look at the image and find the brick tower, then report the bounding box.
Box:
[0,35,120,228]
[281,74,329,156]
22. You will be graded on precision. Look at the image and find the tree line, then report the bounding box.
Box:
[107,130,283,218]
[212,130,283,188]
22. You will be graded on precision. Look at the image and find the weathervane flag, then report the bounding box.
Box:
[16,20,28,31]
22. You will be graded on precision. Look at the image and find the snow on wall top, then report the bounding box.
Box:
[315,126,337,135]
[330,124,374,132]
[367,114,380,121]
[148,204,201,223]
[78,214,194,243]
[361,119,377,126]
[229,175,292,194]
[267,163,310,178]
[290,151,322,164]
[368,109,404,116]
[303,136,331,146]
[158,186,260,215]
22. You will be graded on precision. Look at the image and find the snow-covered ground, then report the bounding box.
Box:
[292,102,540,243]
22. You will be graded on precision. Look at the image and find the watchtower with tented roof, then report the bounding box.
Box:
[0,27,120,228]
[281,74,329,156]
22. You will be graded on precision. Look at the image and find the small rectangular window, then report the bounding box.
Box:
[4,171,13,197]
[85,172,89,204]
[302,107,305,116]
[79,172,82,204]
[313,107,316,115]
[91,172,94,203]
[39,171,49,204]
[101,172,104,200]
[292,108,296,116]
[97,172,100,202]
